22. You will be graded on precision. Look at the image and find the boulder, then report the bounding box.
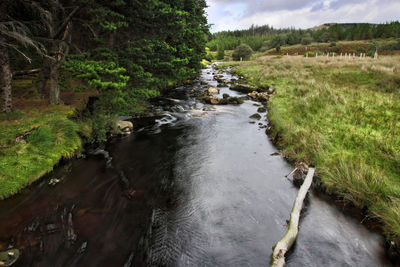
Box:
[248,91,270,102]
[230,84,258,94]
[116,120,133,133]
[203,96,221,105]
[249,113,262,120]
[207,86,219,95]
[257,107,267,113]
[203,96,244,105]
[201,81,208,85]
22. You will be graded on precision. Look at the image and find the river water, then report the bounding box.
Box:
[0,65,394,266]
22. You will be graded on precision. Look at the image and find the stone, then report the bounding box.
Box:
[267,86,275,94]
[210,97,220,105]
[0,249,20,266]
[248,91,270,102]
[116,120,133,132]
[249,113,262,120]
[230,84,258,94]
[207,86,219,95]
[257,107,267,113]
[223,93,230,99]
[48,178,61,186]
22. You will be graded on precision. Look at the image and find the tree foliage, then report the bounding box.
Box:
[232,44,253,61]
[1,0,209,124]
[208,21,400,52]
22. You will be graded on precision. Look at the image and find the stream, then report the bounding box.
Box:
[0,64,394,266]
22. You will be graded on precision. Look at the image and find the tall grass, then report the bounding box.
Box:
[226,55,400,241]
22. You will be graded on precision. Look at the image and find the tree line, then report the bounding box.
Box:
[208,22,400,52]
[1,0,208,115]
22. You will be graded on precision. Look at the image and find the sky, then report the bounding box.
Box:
[206,0,400,32]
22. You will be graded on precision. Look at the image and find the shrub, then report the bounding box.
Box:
[232,44,253,61]
[304,51,316,57]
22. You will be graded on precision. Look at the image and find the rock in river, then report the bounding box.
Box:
[249,113,262,120]
[116,120,133,134]
[207,86,219,96]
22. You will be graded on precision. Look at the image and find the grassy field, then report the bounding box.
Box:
[222,55,400,243]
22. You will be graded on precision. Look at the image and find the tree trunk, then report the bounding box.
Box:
[0,42,13,113]
[49,60,61,105]
[37,58,51,98]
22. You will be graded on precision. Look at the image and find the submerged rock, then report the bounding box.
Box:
[257,107,267,113]
[249,113,262,120]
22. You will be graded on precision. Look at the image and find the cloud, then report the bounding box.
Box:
[206,0,400,32]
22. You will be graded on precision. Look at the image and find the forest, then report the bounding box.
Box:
[207,22,400,52]
[1,0,208,126]
[0,0,208,199]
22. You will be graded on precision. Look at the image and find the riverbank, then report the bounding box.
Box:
[0,89,92,199]
[220,55,400,251]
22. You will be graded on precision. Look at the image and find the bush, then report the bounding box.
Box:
[304,51,316,57]
[232,44,253,61]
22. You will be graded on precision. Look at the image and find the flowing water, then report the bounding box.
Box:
[0,65,394,266]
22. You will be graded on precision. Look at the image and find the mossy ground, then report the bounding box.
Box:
[222,55,400,241]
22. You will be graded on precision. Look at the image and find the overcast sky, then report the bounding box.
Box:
[206,0,400,32]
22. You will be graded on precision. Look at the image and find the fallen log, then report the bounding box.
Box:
[13,68,41,77]
[271,168,315,267]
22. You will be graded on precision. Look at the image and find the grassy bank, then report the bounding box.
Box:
[0,105,83,199]
[223,55,400,242]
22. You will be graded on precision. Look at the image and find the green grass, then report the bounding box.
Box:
[0,106,83,199]
[226,55,400,242]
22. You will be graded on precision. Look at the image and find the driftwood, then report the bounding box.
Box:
[284,167,297,178]
[271,168,315,267]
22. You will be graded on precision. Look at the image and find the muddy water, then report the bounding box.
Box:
[0,65,393,266]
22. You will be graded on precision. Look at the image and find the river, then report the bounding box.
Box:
[0,64,393,266]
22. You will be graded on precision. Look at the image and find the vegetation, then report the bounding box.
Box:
[0,0,208,199]
[208,21,400,54]
[232,44,253,61]
[0,105,81,199]
[222,54,400,242]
